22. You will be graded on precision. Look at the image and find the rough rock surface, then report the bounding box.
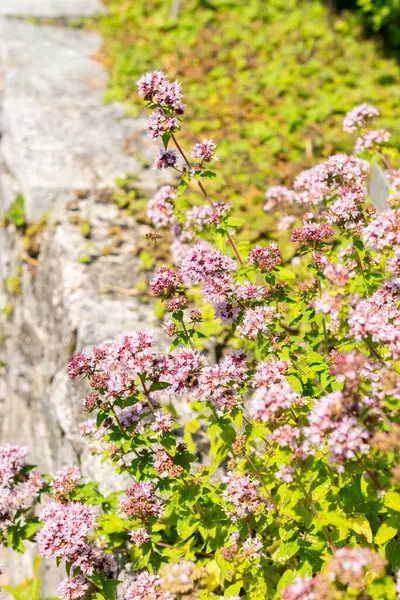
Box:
[0,18,139,221]
[0,1,168,595]
[0,0,106,18]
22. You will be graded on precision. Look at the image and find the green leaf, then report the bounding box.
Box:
[375,522,398,545]
[384,491,400,512]
[348,514,373,543]
[286,374,303,393]
[277,569,296,592]
[273,540,300,563]
[224,581,243,596]
[177,517,199,540]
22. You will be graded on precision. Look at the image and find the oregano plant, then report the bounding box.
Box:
[0,75,400,600]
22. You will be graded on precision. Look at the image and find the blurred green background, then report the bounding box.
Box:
[98,0,400,238]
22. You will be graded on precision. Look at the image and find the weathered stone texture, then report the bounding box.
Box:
[0,0,106,18]
[0,19,142,221]
[0,4,168,595]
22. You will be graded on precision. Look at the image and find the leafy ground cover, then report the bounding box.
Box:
[98,0,400,238]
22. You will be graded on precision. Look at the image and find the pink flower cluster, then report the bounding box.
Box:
[291,222,334,246]
[196,351,248,412]
[154,149,178,170]
[362,209,400,250]
[179,242,237,286]
[0,445,43,536]
[148,111,178,141]
[250,381,299,423]
[329,547,387,588]
[248,243,282,272]
[343,103,380,133]
[282,574,334,599]
[148,186,177,229]
[237,306,275,339]
[222,472,262,521]
[191,139,218,163]
[52,465,81,497]
[121,480,164,520]
[130,527,151,546]
[348,288,400,357]
[125,571,174,600]
[355,129,390,153]
[137,71,184,114]
[304,391,370,470]
[58,575,90,600]
[36,501,112,576]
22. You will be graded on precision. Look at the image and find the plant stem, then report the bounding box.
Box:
[316,278,329,354]
[170,133,244,265]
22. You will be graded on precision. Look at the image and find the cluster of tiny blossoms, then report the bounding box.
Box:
[0,445,43,540]
[3,77,400,600]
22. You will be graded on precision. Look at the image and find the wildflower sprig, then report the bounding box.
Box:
[0,80,399,600]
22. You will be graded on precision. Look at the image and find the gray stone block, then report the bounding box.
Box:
[0,20,158,221]
[0,0,106,18]
[0,20,107,101]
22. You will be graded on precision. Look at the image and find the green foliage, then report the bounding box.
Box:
[1,556,56,600]
[4,195,26,229]
[99,0,400,237]
[337,0,400,48]
[5,266,22,296]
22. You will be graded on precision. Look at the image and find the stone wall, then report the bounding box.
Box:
[0,2,166,594]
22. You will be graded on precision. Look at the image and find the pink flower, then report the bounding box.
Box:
[151,411,173,433]
[355,129,390,153]
[237,306,275,339]
[250,381,299,422]
[327,416,370,471]
[196,351,247,412]
[222,472,262,521]
[154,80,184,114]
[329,547,386,589]
[67,351,95,379]
[276,464,295,483]
[179,242,237,286]
[252,359,288,387]
[125,571,174,600]
[147,110,178,141]
[248,243,282,272]
[191,139,218,162]
[36,501,108,576]
[58,575,89,600]
[79,419,97,436]
[154,450,183,478]
[271,425,300,448]
[233,282,269,302]
[242,535,264,560]
[130,527,151,546]
[202,273,232,304]
[362,209,400,250]
[137,71,167,101]
[165,295,187,312]
[164,349,207,394]
[291,222,334,246]
[282,574,334,599]
[151,267,180,296]
[147,186,176,229]
[52,466,81,496]
[347,288,400,357]
[327,187,364,227]
[343,103,380,133]
[153,149,178,170]
[121,481,164,520]
[162,320,177,337]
